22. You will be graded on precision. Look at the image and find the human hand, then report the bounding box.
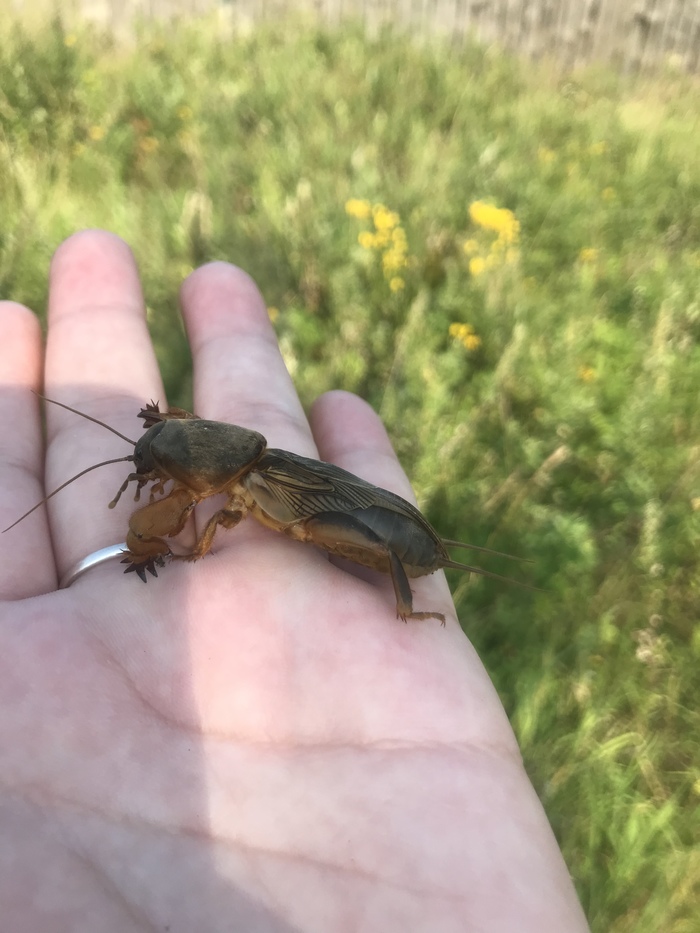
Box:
[0,231,589,932]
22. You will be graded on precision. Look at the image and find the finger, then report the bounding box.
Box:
[310,390,416,502]
[44,230,165,578]
[0,303,55,599]
[309,390,454,617]
[180,263,315,455]
[179,263,319,554]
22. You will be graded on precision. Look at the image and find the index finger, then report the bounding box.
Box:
[44,231,165,578]
[0,303,53,599]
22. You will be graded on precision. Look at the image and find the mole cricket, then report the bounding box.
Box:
[5,397,532,623]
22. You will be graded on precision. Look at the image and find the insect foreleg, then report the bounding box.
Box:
[123,486,198,575]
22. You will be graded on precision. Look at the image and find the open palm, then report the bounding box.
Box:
[0,231,588,932]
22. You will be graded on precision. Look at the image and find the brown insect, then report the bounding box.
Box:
[5,398,532,623]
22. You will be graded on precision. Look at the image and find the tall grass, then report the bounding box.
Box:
[1,16,699,931]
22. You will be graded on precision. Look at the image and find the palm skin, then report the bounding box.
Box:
[0,231,589,932]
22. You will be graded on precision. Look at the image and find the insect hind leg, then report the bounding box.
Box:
[387,550,445,626]
[302,512,445,625]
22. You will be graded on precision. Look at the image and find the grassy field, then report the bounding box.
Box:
[1,15,699,931]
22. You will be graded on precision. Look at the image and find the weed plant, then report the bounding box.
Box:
[1,15,699,931]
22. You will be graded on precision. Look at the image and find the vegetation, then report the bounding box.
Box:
[1,15,699,931]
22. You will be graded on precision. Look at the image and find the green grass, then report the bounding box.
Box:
[2,15,700,931]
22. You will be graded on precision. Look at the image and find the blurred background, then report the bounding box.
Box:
[1,1,699,930]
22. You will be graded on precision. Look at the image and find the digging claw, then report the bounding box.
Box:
[121,554,166,582]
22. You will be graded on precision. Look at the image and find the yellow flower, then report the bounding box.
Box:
[449,322,481,350]
[88,125,105,141]
[468,201,490,227]
[72,142,86,157]
[64,34,77,47]
[382,249,407,274]
[469,256,486,277]
[691,497,700,512]
[538,146,556,164]
[495,215,518,244]
[345,198,372,219]
[579,247,599,264]
[350,199,410,288]
[373,204,400,231]
[267,306,279,322]
[177,104,193,121]
[139,136,160,154]
[373,228,392,249]
[469,201,520,244]
[578,365,596,383]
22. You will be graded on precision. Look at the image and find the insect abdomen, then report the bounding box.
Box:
[350,505,447,578]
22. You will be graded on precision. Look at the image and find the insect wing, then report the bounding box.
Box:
[247,449,441,545]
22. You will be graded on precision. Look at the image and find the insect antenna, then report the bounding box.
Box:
[3,455,136,532]
[441,539,534,563]
[3,395,140,533]
[36,394,137,446]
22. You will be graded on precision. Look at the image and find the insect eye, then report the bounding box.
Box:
[132,438,151,472]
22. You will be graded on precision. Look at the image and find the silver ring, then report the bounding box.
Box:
[59,543,128,589]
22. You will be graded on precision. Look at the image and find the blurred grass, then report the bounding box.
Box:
[1,14,700,931]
